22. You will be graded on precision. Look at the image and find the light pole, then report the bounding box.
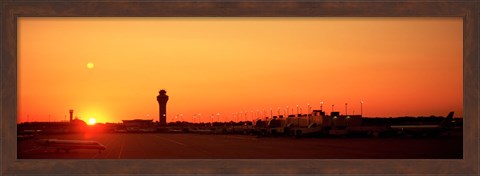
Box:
[307,104,311,124]
[263,109,266,119]
[251,110,254,121]
[216,113,220,122]
[270,108,273,119]
[296,105,299,116]
[345,103,348,116]
[286,106,289,116]
[307,104,311,117]
[210,114,214,126]
[320,101,324,111]
[332,104,335,112]
[361,100,364,116]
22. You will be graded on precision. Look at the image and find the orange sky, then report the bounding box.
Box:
[18,17,463,123]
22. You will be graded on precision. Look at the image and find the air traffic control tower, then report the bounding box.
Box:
[157,89,169,126]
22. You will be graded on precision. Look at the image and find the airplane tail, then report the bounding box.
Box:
[446,112,454,119]
[441,111,454,127]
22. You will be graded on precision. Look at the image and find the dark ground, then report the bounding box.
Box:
[17,133,462,159]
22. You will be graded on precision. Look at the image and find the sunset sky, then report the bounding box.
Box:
[18,17,463,123]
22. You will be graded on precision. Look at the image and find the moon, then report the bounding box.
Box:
[87,62,94,69]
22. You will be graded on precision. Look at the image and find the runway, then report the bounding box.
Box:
[17,133,462,159]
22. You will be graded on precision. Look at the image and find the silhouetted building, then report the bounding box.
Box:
[157,89,169,126]
[331,111,340,117]
[312,110,325,116]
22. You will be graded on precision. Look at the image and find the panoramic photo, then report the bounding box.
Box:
[17,17,463,159]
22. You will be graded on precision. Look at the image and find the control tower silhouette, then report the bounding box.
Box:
[69,109,74,123]
[156,89,169,126]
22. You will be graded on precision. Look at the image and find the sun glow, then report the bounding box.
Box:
[88,118,96,125]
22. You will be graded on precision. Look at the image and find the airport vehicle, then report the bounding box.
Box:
[34,139,106,153]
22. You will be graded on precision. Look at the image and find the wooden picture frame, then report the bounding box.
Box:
[1,1,478,175]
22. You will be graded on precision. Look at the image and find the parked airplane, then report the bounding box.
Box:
[34,139,106,153]
[389,112,455,137]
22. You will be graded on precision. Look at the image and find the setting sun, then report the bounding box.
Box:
[88,118,96,125]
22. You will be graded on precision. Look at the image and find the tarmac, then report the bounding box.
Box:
[17,133,462,159]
